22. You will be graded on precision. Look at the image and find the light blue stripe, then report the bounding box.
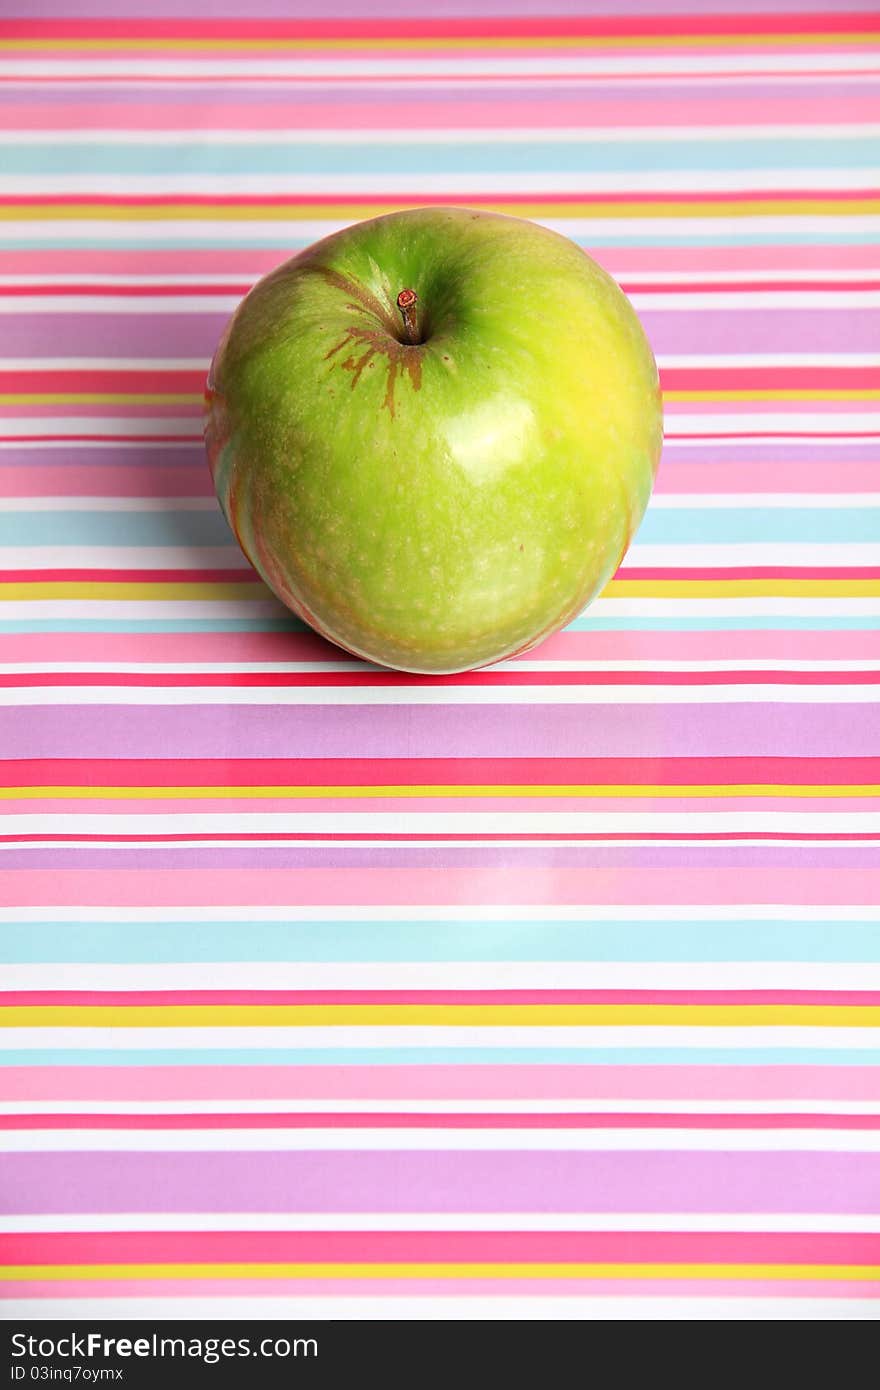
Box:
[2,919,877,964]
[4,507,878,547]
[0,511,232,546]
[636,508,880,545]
[2,1048,878,1066]
[8,136,878,178]
[0,616,878,634]
[3,232,879,251]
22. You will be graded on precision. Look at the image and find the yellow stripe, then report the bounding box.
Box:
[604,578,880,597]
[4,199,876,222]
[0,783,876,800]
[2,1005,878,1027]
[3,32,878,50]
[3,1263,879,1282]
[0,393,200,407]
[2,579,878,601]
[0,582,259,601]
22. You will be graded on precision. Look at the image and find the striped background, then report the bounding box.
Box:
[1,0,879,1321]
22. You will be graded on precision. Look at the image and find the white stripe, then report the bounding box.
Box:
[667,434,880,447]
[665,413,880,433]
[2,1099,878,1118]
[3,169,876,198]
[0,417,200,436]
[646,495,880,509]
[0,548,246,569]
[3,1298,875,1321]
[4,412,877,437]
[2,1213,879,1233]
[5,53,879,77]
[634,290,880,307]
[7,217,880,244]
[4,812,878,835]
[0,498,218,512]
[1,1128,877,1151]
[0,682,874,704]
[16,125,880,146]
[3,964,878,992]
[624,544,880,566]
[1,1026,876,1050]
[0,904,872,923]
[0,296,239,313]
[659,354,880,368]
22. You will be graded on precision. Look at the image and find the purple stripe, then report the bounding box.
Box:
[2,441,877,467]
[8,312,878,361]
[638,310,880,358]
[0,445,207,467]
[0,846,876,871]
[2,315,228,361]
[1,81,866,108]
[3,1150,878,1214]
[1,703,876,759]
[13,0,880,16]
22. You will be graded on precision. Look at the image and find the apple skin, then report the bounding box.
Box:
[205,206,662,673]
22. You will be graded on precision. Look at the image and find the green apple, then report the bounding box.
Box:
[205,206,662,673]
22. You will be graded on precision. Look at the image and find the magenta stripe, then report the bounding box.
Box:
[5,1067,878,1103]
[4,1151,878,1213]
[3,246,879,275]
[11,1,880,16]
[0,1276,875,1300]
[7,1230,880,1265]
[1,704,874,759]
[5,1112,880,1132]
[10,0,878,15]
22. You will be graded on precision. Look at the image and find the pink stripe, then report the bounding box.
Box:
[1,629,877,663]
[0,465,213,498]
[7,988,876,1005]
[3,247,879,275]
[657,459,880,493]
[1,1278,876,1301]
[8,984,878,1006]
[2,459,876,497]
[8,1230,879,1264]
[6,97,880,133]
[3,867,877,906]
[4,1066,877,1103]
[7,795,875,816]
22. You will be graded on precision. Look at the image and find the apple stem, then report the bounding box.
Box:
[396,289,420,345]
